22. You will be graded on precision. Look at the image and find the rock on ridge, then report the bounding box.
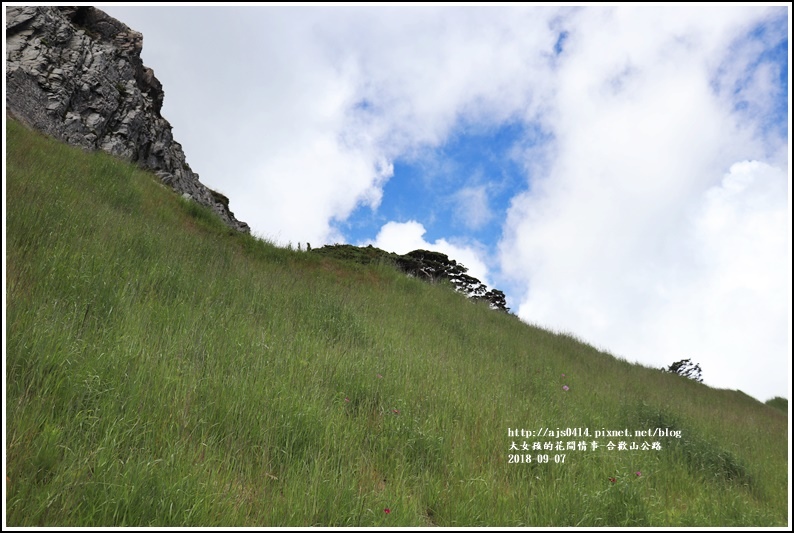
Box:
[5,6,250,233]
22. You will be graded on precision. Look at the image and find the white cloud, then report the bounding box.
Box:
[678,161,790,396]
[453,185,493,230]
[367,221,491,287]
[498,7,790,401]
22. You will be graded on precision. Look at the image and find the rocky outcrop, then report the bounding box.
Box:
[5,6,250,233]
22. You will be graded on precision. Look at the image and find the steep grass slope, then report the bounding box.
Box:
[5,119,789,526]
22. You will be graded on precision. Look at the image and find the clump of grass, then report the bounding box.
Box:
[764,396,787,414]
[179,194,227,231]
[601,473,650,526]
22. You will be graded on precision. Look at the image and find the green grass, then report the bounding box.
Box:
[5,118,789,526]
[766,397,788,414]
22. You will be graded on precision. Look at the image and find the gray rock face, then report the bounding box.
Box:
[6,6,250,233]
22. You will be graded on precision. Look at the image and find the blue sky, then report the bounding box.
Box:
[94,4,790,402]
[341,121,527,249]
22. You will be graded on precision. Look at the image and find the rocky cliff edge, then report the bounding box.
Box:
[6,6,250,233]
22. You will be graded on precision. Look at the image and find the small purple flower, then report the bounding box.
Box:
[344,397,350,402]
[562,385,569,391]
[561,373,565,377]
[635,471,642,477]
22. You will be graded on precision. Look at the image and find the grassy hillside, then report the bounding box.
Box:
[4,118,789,526]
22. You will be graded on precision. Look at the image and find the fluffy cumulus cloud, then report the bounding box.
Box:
[682,162,789,387]
[499,6,790,400]
[367,221,491,287]
[102,7,394,245]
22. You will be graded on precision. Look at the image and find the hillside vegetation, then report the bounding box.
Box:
[5,118,788,526]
